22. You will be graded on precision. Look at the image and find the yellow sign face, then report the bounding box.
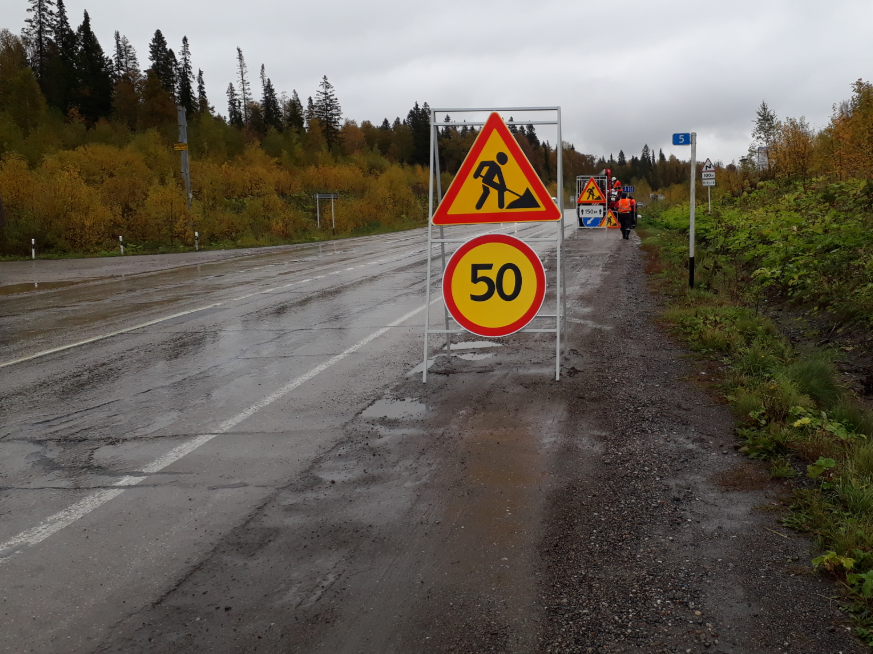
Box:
[443,234,546,337]
[606,209,619,228]
[577,177,605,203]
[174,143,189,151]
[432,113,560,225]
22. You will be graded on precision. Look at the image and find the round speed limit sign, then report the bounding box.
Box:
[443,234,546,337]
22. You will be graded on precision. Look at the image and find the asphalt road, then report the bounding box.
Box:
[0,217,575,653]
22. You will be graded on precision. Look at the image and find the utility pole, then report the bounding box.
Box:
[176,106,192,212]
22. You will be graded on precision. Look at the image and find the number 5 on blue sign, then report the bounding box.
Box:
[673,133,691,146]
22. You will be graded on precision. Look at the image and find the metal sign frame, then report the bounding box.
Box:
[576,174,608,228]
[313,192,338,234]
[421,106,566,383]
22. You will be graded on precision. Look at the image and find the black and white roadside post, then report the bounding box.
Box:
[313,193,339,234]
[31,238,35,260]
[702,158,716,214]
[672,131,696,288]
[194,231,199,251]
[119,235,124,255]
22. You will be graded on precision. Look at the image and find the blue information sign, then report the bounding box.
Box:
[622,185,635,193]
[673,133,691,146]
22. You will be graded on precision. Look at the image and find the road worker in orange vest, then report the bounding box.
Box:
[616,193,634,240]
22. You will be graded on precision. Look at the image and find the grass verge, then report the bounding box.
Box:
[639,215,873,645]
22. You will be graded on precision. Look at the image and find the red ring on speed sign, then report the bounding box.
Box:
[442,234,546,337]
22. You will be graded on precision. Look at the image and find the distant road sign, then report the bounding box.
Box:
[442,234,545,337]
[702,158,716,173]
[578,205,606,227]
[701,172,716,179]
[314,193,338,200]
[673,133,691,146]
[622,185,635,193]
[173,143,188,151]
[702,179,716,187]
[577,177,605,204]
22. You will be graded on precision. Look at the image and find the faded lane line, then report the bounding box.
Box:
[0,302,431,564]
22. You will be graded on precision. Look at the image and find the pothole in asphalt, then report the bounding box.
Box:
[452,352,494,361]
[443,340,503,350]
[362,398,426,419]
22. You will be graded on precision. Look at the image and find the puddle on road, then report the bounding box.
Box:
[0,280,94,296]
[361,398,426,419]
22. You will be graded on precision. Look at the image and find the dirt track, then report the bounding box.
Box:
[83,229,864,653]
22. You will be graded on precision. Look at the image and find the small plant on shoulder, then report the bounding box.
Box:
[791,406,868,443]
[769,457,796,478]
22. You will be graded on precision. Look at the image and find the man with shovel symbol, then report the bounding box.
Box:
[473,152,540,211]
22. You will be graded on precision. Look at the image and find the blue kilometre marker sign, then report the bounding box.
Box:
[673,133,691,146]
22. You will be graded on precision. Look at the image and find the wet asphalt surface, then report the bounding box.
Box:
[0,217,865,653]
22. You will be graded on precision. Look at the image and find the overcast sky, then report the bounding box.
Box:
[5,0,872,164]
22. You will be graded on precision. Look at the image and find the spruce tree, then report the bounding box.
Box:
[196,69,209,114]
[313,75,342,149]
[284,90,304,132]
[617,149,626,165]
[406,101,430,166]
[260,64,281,131]
[147,30,176,95]
[507,116,518,135]
[379,118,390,130]
[658,148,666,163]
[22,0,55,83]
[235,47,250,123]
[226,82,242,127]
[305,96,314,128]
[177,36,195,115]
[74,10,112,123]
[112,32,139,81]
[752,100,778,147]
[44,0,75,111]
[525,124,539,147]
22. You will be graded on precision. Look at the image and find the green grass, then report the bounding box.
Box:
[640,203,873,646]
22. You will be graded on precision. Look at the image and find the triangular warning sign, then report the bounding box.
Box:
[432,113,561,225]
[577,177,605,204]
[606,210,619,228]
[702,158,716,172]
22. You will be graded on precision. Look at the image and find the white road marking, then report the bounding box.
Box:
[0,222,561,369]
[0,302,430,563]
[0,302,224,370]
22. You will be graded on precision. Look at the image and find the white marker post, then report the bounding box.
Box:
[689,133,697,289]
[119,235,124,256]
[31,238,35,260]
[195,231,199,251]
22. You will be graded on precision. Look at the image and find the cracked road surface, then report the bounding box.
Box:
[0,217,864,653]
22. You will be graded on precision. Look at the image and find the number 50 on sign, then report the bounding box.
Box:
[443,234,546,337]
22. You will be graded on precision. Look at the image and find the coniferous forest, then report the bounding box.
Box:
[0,0,614,257]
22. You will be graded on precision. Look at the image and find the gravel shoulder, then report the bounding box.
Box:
[537,231,864,654]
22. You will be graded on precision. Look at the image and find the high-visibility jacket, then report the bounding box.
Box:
[617,198,632,213]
